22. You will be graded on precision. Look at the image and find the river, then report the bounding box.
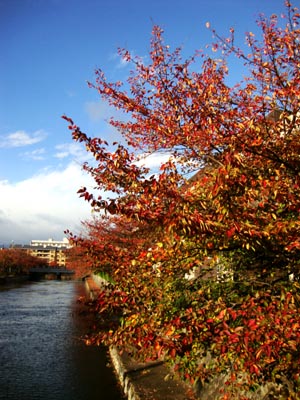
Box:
[0,280,125,400]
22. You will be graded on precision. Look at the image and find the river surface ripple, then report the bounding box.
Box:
[0,280,124,400]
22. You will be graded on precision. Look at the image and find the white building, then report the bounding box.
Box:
[30,238,71,249]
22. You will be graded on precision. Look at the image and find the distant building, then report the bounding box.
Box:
[10,238,71,267]
[30,237,71,248]
[28,238,71,267]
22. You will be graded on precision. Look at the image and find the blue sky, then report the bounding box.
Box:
[0,0,286,245]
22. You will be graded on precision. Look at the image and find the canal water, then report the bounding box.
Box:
[0,280,125,400]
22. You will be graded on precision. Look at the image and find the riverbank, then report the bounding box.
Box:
[84,275,193,400]
[0,274,29,284]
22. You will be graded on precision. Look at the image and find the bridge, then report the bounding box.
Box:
[29,267,75,280]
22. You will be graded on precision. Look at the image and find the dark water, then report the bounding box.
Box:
[0,280,124,400]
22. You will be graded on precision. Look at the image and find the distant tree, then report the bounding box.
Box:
[0,249,44,277]
[66,214,161,280]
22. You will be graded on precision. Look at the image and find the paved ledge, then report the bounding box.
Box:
[84,276,103,300]
[109,346,191,400]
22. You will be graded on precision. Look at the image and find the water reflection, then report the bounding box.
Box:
[0,281,124,400]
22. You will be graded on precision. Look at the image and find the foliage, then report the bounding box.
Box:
[66,214,162,279]
[0,248,44,277]
[64,2,300,398]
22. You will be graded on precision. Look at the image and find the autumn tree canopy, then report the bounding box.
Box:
[0,248,44,277]
[65,2,300,398]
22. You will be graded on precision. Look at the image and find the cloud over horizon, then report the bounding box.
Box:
[0,147,181,245]
[0,162,95,245]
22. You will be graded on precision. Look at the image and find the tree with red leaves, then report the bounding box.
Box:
[0,248,44,277]
[64,2,300,398]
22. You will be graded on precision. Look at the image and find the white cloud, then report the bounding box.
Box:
[23,148,46,161]
[54,142,92,162]
[135,152,174,169]
[0,130,47,148]
[109,51,148,69]
[84,100,127,145]
[85,101,113,122]
[0,149,186,245]
[109,52,129,69]
[0,162,98,245]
